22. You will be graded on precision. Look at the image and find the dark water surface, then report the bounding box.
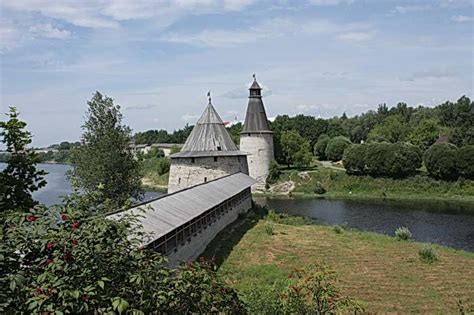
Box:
[254,197,474,252]
[0,163,163,206]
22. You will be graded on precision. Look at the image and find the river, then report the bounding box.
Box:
[2,163,473,251]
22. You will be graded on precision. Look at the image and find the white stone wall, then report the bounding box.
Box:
[240,133,274,191]
[168,156,249,193]
[166,194,252,266]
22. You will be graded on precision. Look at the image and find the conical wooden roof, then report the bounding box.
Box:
[172,100,247,158]
[242,78,272,134]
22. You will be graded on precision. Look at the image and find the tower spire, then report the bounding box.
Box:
[207,90,211,103]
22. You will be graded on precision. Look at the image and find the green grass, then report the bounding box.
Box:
[203,210,474,313]
[264,164,474,203]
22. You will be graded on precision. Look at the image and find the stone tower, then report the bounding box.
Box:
[168,94,249,193]
[239,75,274,191]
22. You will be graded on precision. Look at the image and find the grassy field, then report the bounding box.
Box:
[263,164,474,203]
[203,210,474,313]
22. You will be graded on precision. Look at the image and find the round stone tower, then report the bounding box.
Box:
[239,75,274,191]
[168,94,249,193]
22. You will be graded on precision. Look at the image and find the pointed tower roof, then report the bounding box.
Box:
[172,94,247,158]
[241,75,272,134]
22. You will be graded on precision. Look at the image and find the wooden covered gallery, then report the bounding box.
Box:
[109,172,255,266]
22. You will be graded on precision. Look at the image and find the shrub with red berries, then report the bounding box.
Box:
[0,193,246,314]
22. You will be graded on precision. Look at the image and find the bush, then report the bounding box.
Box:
[333,225,344,234]
[314,135,330,160]
[364,142,421,178]
[325,136,352,162]
[458,145,474,179]
[342,144,367,175]
[419,245,438,263]
[265,210,311,226]
[314,182,326,194]
[280,265,364,314]
[423,143,459,180]
[0,194,246,313]
[143,157,170,176]
[267,160,281,184]
[395,226,412,240]
[264,222,274,235]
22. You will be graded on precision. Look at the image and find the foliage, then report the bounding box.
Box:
[333,225,344,234]
[348,142,422,178]
[423,143,459,180]
[280,130,312,168]
[242,284,283,315]
[314,181,326,194]
[142,157,170,176]
[279,265,364,314]
[367,115,410,143]
[408,118,450,149]
[419,245,438,263]
[266,160,281,185]
[313,134,330,160]
[70,91,143,210]
[395,226,412,241]
[265,210,312,226]
[325,136,351,162]
[458,145,474,179]
[264,222,274,235]
[0,193,246,314]
[133,124,193,145]
[170,144,181,154]
[227,122,242,145]
[0,107,47,211]
[342,144,367,175]
[143,147,165,159]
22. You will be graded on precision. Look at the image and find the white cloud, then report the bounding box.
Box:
[0,22,22,53]
[307,0,354,5]
[181,114,199,122]
[29,24,71,39]
[337,31,375,42]
[1,0,256,30]
[392,5,432,13]
[400,69,459,82]
[451,15,474,22]
[162,17,374,47]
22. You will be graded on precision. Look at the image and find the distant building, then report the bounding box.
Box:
[167,95,249,193]
[239,75,274,191]
[150,143,182,157]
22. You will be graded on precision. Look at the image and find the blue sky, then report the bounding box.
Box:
[0,0,472,147]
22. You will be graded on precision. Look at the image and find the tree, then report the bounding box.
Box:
[367,115,410,143]
[313,134,330,160]
[280,131,312,168]
[226,122,242,145]
[423,143,459,180]
[325,136,351,162]
[170,144,181,154]
[70,92,142,210]
[0,193,246,313]
[342,144,367,175]
[266,160,281,185]
[408,118,450,149]
[457,145,474,179]
[0,107,46,211]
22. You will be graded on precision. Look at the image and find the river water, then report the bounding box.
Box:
[2,163,473,251]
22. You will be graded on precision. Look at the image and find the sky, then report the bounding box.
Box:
[0,0,473,147]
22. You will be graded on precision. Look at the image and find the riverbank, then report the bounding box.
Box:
[263,166,474,203]
[202,209,474,313]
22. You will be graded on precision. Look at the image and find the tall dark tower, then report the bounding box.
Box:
[239,75,274,191]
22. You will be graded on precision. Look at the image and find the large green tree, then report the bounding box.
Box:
[70,92,142,210]
[280,130,312,168]
[367,115,410,143]
[0,107,46,211]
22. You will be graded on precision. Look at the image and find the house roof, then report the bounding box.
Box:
[108,172,256,246]
[171,99,246,158]
[151,143,183,148]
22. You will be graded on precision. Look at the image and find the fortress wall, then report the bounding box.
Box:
[166,192,252,266]
[240,133,274,191]
[168,156,249,193]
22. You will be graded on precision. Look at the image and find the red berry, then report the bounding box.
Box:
[211,255,216,263]
[199,256,205,263]
[71,222,80,230]
[35,287,42,296]
[27,215,37,222]
[71,239,78,245]
[47,258,53,265]
[61,213,68,221]
[47,242,54,249]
